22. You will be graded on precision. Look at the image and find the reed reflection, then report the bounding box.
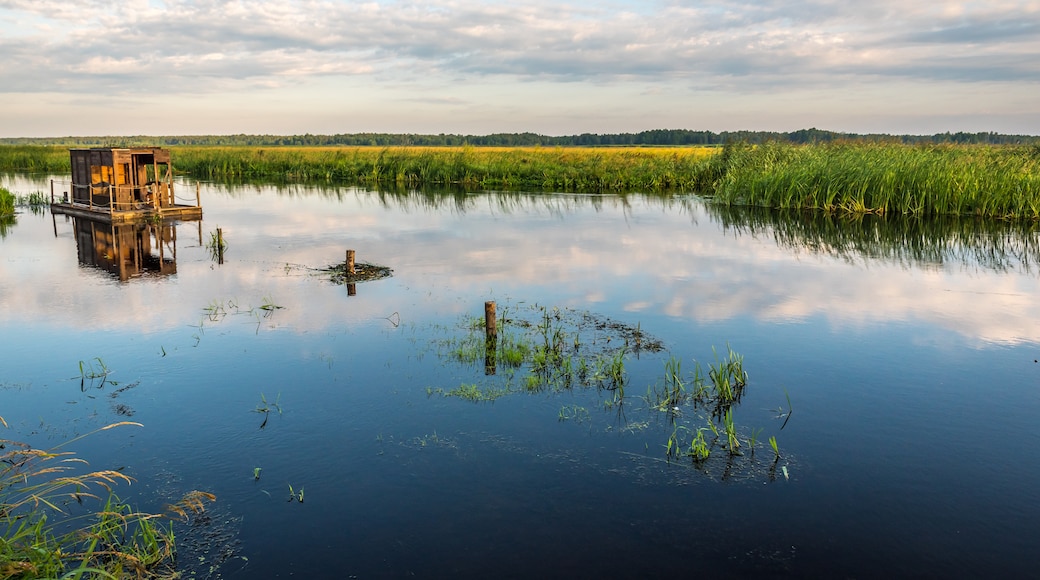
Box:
[705,205,1040,273]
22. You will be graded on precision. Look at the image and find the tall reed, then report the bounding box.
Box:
[0,187,14,217]
[709,141,1040,219]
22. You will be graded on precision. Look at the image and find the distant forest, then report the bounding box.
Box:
[2,128,1038,147]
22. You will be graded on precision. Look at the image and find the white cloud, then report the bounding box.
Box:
[1,0,1038,135]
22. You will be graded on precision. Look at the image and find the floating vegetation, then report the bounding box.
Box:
[0,420,214,578]
[323,261,393,284]
[287,484,304,503]
[253,392,283,429]
[77,357,112,389]
[423,305,793,484]
[427,383,511,403]
[195,296,286,337]
[558,405,591,423]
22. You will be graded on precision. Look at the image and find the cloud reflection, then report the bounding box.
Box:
[2,176,1039,347]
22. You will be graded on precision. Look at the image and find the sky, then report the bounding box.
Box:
[1,0,1039,137]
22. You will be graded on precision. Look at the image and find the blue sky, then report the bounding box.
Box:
[1,0,1038,137]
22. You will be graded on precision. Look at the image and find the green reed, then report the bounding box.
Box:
[709,141,1040,219]
[162,145,716,193]
[0,419,214,578]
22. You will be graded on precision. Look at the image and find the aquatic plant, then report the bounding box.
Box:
[769,436,781,461]
[0,187,17,217]
[432,383,511,403]
[0,419,214,578]
[168,145,716,193]
[205,228,227,261]
[253,392,283,428]
[708,141,1040,219]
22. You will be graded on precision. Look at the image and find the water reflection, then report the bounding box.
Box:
[707,204,1040,273]
[71,217,186,282]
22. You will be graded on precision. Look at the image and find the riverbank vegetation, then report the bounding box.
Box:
[707,141,1040,219]
[0,187,14,217]
[1,140,1038,219]
[0,420,214,578]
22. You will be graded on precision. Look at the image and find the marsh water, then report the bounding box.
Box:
[2,173,1039,578]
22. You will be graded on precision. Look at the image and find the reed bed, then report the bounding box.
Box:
[709,141,1040,219]
[0,145,69,173]
[4,141,1039,219]
[0,187,14,217]
[169,145,716,192]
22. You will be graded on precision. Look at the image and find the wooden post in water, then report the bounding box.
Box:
[50,180,54,204]
[196,182,201,208]
[217,227,224,265]
[484,301,497,375]
[347,283,357,297]
[346,249,356,275]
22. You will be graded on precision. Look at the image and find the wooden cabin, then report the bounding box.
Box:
[53,147,202,223]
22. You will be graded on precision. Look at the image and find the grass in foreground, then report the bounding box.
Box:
[0,419,214,579]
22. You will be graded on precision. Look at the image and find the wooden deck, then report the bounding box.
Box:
[51,202,202,223]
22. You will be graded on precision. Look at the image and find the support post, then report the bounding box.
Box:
[50,179,54,204]
[347,283,357,297]
[196,182,201,208]
[346,249,356,275]
[484,301,497,375]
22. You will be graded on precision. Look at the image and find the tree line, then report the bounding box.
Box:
[1,128,1037,147]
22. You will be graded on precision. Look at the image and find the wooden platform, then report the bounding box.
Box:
[51,202,202,223]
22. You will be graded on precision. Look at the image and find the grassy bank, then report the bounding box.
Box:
[707,141,1040,219]
[2,141,1039,218]
[170,145,715,192]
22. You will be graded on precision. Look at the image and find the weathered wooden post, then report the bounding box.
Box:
[195,182,201,207]
[347,283,357,297]
[346,249,356,275]
[50,180,54,204]
[484,301,497,375]
[485,301,497,336]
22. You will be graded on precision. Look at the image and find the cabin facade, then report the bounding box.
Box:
[53,147,202,223]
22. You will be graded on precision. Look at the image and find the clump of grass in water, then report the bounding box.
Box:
[0,418,214,577]
[77,357,112,389]
[0,187,15,217]
[205,228,228,261]
[253,392,283,428]
[428,383,511,403]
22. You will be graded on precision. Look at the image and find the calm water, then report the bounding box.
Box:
[2,174,1039,578]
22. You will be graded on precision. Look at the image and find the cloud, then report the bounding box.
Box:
[1,0,1039,134]
[3,0,1040,91]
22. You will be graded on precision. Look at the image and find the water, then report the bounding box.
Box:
[2,174,1039,577]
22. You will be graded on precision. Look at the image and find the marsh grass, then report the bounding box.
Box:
[709,141,1040,219]
[205,229,227,262]
[169,145,716,193]
[0,420,214,578]
[0,187,15,217]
